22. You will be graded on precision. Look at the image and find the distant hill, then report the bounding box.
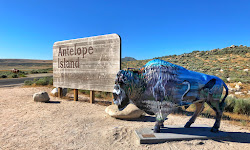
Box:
[0,59,52,70]
[1,45,249,84]
[122,45,250,84]
[121,57,137,62]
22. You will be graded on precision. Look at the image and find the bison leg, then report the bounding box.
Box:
[154,118,165,133]
[154,108,166,133]
[184,101,204,128]
[206,101,223,133]
[154,121,161,133]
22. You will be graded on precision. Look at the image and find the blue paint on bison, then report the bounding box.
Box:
[113,59,228,133]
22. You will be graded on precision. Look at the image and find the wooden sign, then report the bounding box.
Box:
[53,34,121,92]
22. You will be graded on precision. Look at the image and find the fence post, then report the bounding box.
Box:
[90,91,95,104]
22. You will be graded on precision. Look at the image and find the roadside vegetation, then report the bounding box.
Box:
[24,76,53,86]
[224,97,250,115]
[178,97,250,127]
[30,68,52,74]
[0,70,28,79]
[0,68,52,79]
[184,97,250,116]
[78,90,113,100]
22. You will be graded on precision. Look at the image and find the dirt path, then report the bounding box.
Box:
[0,87,249,150]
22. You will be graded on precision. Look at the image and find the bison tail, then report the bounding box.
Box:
[220,81,228,108]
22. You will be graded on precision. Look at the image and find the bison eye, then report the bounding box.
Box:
[113,93,118,99]
[118,81,126,86]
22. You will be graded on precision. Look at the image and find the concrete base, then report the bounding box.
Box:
[135,125,229,144]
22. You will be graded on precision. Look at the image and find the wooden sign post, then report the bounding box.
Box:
[74,89,78,101]
[90,91,95,104]
[58,87,62,98]
[53,34,121,102]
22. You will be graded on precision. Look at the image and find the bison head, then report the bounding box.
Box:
[113,70,130,109]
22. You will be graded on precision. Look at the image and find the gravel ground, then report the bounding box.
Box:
[0,87,249,150]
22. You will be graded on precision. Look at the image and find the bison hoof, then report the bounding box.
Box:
[154,125,160,133]
[211,127,219,133]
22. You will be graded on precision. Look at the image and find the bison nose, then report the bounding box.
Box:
[113,93,118,100]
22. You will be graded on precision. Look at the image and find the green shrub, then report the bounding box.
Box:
[33,78,39,82]
[1,74,7,78]
[49,77,53,85]
[225,97,250,115]
[30,68,52,74]
[224,97,236,112]
[233,99,250,115]
[35,78,48,85]
[35,77,52,85]
[24,77,53,86]
[79,90,90,95]
[24,80,34,85]
[30,70,39,74]
[19,74,27,77]
[95,92,103,98]
[12,74,18,78]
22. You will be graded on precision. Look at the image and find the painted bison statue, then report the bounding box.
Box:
[113,59,228,133]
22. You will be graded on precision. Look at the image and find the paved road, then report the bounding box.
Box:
[0,73,53,88]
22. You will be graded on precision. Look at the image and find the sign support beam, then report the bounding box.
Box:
[74,89,78,101]
[58,87,62,98]
[90,91,95,104]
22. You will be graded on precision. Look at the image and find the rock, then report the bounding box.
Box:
[51,88,58,97]
[230,45,237,48]
[50,88,67,97]
[105,104,145,119]
[235,83,242,91]
[33,92,50,102]
[237,82,243,86]
[235,92,243,95]
[227,85,235,92]
[243,69,249,72]
[228,94,235,98]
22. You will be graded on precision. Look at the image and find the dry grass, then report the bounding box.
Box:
[185,104,250,128]
[0,59,52,71]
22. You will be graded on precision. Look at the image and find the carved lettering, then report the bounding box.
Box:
[58,47,62,56]
[70,48,74,55]
[57,45,95,68]
[89,46,94,54]
[82,47,88,58]
[58,57,80,68]
[53,34,121,92]
[77,48,81,55]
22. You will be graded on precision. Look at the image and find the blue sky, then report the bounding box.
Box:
[0,0,249,60]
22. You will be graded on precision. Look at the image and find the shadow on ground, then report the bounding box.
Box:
[45,101,61,104]
[66,95,112,106]
[140,126,250,144]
